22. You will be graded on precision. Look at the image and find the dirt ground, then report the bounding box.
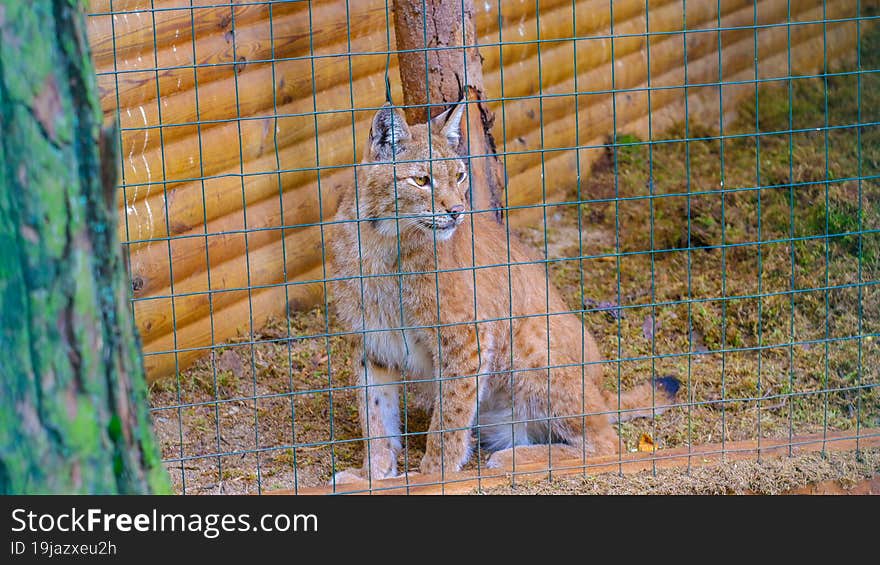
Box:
[148,28,879,494]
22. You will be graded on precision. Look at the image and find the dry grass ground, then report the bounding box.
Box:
[148,27,880,494]
[480,447,880,495]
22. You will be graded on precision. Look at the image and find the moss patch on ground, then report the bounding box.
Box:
[149,26,879,494]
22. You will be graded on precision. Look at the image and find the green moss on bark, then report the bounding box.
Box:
[0,0,170,494]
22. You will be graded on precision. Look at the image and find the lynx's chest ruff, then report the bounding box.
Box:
[346,263,435,380]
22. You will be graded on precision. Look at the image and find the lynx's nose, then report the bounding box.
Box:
[447,204,465,221]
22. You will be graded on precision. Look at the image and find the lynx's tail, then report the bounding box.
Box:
[606,376,681,424]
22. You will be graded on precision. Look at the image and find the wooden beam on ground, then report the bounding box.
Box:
[267,428,880,495]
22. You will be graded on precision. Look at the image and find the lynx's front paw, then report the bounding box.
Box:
[330,464,403,486]
[419,453,443,475]
[421,429,472,474]
[419,452,466,475]
[330,468,366,485]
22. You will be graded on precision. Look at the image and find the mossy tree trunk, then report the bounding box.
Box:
[393,0,505,222]
[0,0,170,493]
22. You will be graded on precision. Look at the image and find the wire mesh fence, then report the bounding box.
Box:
[85,0,879,494]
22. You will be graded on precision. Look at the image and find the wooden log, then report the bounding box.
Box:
[126,168,349,299]
[108,5,396,154]
[504,5,858,225]
[276,428,880,495]
[495,0,835,151]
[684,16,860,129]
[93,1,389,114]
[108,0,650,154]
[87,0,298,71]
[483,0,757,134]
[477,0,682,79]
[116,100,345,200]
[108,0,681,148]
[92,0,586,116]
[97,8,493,202]
[135,226,324,345]
[113,49,383,154]
[114,90,376,244]
[116,83,401,250]
[113,84,374,231]
[502,0,852,189]
[141,265,325,381]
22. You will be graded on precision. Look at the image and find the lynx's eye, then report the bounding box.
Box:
[456,171,468,184]
[411,175,431,187]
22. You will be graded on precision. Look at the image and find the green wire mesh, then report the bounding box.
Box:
[87,0,879,494]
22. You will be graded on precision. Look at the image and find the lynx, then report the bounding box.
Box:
[328,99,680,483]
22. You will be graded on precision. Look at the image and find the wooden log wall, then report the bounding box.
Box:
[85,0,875,382]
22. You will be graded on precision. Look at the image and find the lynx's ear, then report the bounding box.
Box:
[368,103,411,161]
[430,99,467,151]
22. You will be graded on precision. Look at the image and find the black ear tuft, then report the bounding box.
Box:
[430,98,467,151]
[369,104,411,161]
[654,375,681,397]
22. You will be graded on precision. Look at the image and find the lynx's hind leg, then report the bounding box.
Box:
[547,362,623,457]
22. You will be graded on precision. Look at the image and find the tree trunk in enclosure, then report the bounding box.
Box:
[0,1,170,493]
[392,0,505,222]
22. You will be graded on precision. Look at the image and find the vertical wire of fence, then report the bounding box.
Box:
[85,0,880,494]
